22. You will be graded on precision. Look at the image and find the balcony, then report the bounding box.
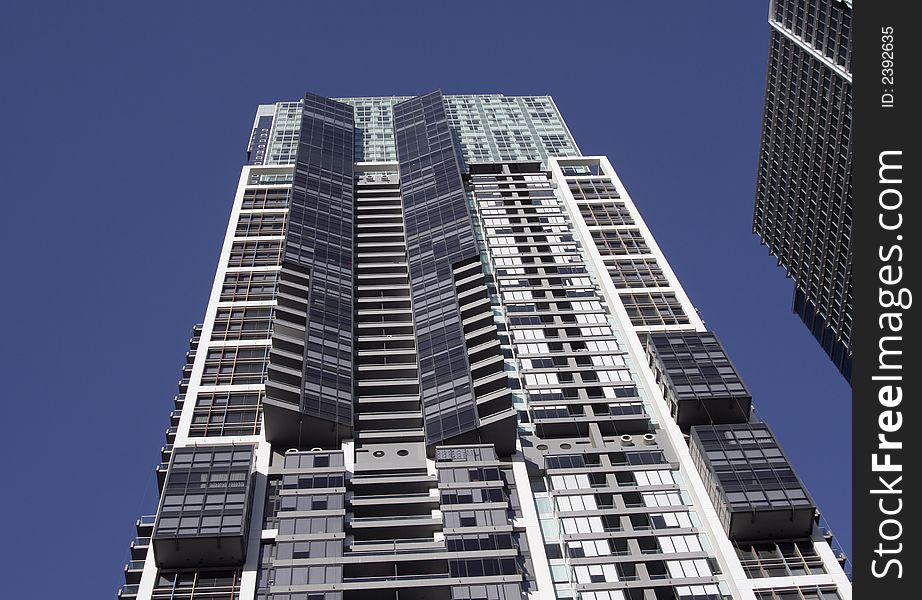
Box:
[349,514,442,542]
[155,462,168,490]
[348,535,437,551]
[135,515,155,537]
[355,409,423,431]
[128,539,149,564]
[123,560,145,585]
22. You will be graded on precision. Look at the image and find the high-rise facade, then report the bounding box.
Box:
[119,91,851,600]
[752,0,853,380]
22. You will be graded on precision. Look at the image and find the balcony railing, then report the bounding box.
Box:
[348,538,445,555]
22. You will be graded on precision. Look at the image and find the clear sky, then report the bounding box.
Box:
[0,2,851,596]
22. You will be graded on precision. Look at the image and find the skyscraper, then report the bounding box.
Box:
[752,0,853,380]
[119,91,851,600]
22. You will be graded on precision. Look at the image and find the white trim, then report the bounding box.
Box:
[511,445,556,599]
[136,164,288,600]
[769,21,852,83]
[551,156,752,599]
[549,155,851,598]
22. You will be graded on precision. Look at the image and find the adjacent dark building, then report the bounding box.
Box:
[752,0,853,380]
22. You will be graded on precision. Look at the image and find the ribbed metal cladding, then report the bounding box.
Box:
[771,0,852,72]
[754,1,853,381]
[393,90,491,447]
[265,93,355,446]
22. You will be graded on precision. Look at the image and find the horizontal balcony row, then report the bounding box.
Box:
[355,240,408,250]
[355,273,409,286]
[354,428,426,444]
[355,349,417,367]
[533,421,651,439]
[355,263,409,276]
[354,410,423,431]
[356,231,406,242]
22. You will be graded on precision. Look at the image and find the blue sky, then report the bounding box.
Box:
[0,2,850,596]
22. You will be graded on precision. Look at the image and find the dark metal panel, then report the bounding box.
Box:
[265,93,355,446]
[644,330,752,429]
[394,91,481,445]
[152,444,256,567]
[689,423,817,541]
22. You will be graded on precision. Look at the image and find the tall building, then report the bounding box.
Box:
[752,0,853,380]
[119,91,851,600]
